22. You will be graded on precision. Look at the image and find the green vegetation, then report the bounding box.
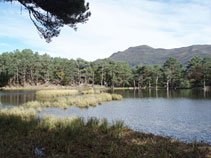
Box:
[0,49,211,89]
[0,107,36,118]
[36,89,79,99]
[2,0,91,42]
[0,107,210,158]
[111,94,123,100]
[23,91,122,109]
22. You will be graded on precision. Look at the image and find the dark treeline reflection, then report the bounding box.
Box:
[0,91,35,106]
[112,89,211,99]
[0,89,211,107]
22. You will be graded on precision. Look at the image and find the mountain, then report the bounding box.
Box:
[106,45,211,66]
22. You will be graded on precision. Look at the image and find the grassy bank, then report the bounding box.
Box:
[24,93,123,109]
[0,86,132,91]
[36,89,79,99]
[0,107,210,158]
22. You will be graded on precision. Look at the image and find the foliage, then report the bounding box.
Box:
[0,49,211,89]
[0,108,209,158]
[2,0,91,42]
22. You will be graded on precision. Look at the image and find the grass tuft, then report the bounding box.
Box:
[0,108,209,158]
[23,93,123,109]
[36,90,79,99]
[112,94,123,100]
[0,107,36,118]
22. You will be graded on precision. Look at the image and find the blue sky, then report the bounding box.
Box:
[1,0,211,61]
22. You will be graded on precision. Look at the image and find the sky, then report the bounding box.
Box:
[1,0,211,61]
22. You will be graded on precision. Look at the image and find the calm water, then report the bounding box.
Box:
[0,89,211,143]
[0,90,35,106]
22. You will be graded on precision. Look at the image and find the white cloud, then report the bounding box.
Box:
[0,43,10,47]
[1,0,211,61]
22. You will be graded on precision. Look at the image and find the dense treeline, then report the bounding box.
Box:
[0,49,211,89]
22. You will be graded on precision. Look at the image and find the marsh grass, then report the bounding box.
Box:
[36,89,79,99]
[81,89,101,95]
[111,94,123,100]
[23,101,41,109]
[0,108,209,158]
[0,107,36,118]
[24,93,122,109]
[36,89,103,99]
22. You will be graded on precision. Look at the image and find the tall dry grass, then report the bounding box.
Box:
[24,93,123,109]
[36,89,79,98]
[0,107,209,158]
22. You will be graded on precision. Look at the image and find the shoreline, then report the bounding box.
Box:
[0,85,207,91]
[0,108,210,158]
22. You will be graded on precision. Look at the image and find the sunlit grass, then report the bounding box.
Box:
[23,101,41,109]
[111,94,123,100]
[79,89,101,95]
[0,107,36,118]
[99,93,113,101]
[36,89,79,98]
[0,108,209,158]
[23,92,122,109]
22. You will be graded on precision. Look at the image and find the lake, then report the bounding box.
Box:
[0,89,211,144]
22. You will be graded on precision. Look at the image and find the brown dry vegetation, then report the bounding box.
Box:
[36,89,79,98]
[23,92,122,109]
[0,107,210,158]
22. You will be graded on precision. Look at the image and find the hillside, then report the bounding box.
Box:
[107,45,211,66]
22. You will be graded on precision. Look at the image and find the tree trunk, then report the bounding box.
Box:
[133,80,136,89]
[45,71,49,84]
[8,78,13,87]
[36,75,38,86]
[204,76,206,91]
[112,80,114,90]
[148,80,151,89]
[92,72,94,87]
[101,65,104,86]
[23,69,26,87]
[138,80,140,90]
[155,76,158,90]
[16,68,19,85]
[30,69,34,85]
[166,79,169,91]
[85,70,88,85]
[77,65,80,85]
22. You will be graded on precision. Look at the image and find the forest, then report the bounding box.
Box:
[0,49,211,89]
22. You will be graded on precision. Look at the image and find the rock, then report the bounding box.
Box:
[34,147,45,157]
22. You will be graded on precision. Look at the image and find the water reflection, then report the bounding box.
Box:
[0,91,35,106]
[112,89,211,99]
[0,89,211,106]
[0,89,211,143]
[39,97,211,143]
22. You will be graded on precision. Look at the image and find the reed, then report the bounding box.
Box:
[111,94,123,100]
[80,89,101,95]
[0,107,36,117]
[37,107,42,113]
[0,109,209,158]
[23,101,41,109]
[23,93,123,109]
[36,89,79,98]
[0,107,36,118]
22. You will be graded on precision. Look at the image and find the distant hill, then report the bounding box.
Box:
[104,45,211,66]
